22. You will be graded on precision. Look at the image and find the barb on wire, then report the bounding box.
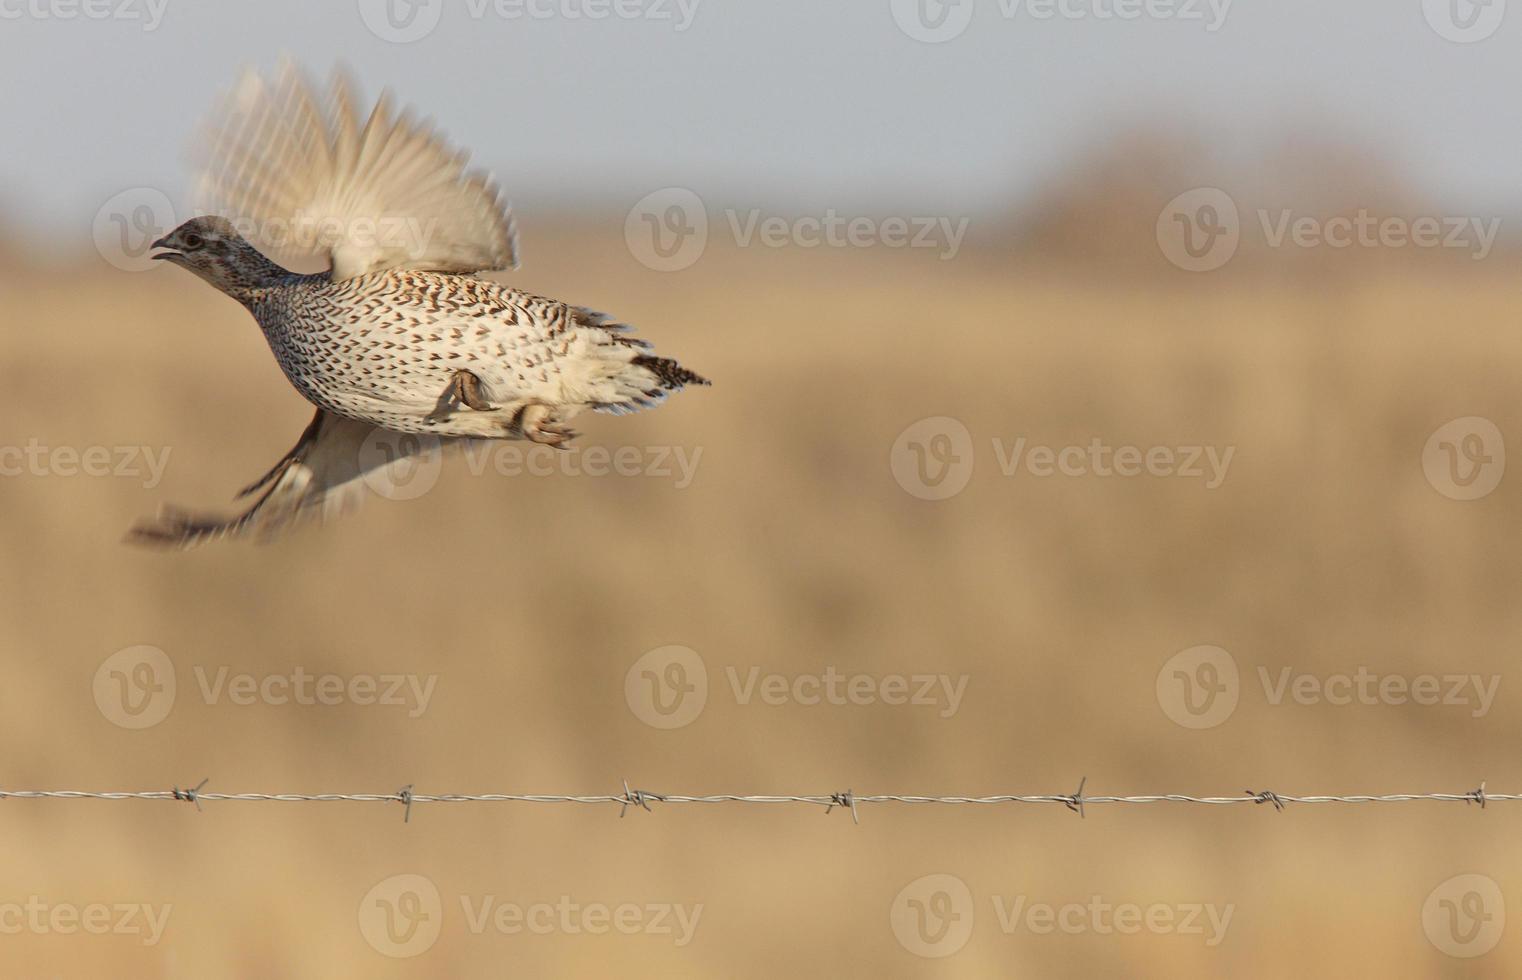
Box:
[827,789,859,824]
[0,780,1515,823]
[618,780,665,818]
[1063,777,1088,819]
[171,777,209,813]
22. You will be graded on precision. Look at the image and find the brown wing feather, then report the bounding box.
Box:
[128,410,443,549]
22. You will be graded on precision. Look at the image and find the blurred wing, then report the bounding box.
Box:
[194,61,519,281]
[128,411,443,549]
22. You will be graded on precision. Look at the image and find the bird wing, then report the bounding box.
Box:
[192,61,519,282]
[128,410,445,549]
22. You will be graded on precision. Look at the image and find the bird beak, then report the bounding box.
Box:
[151,237,180,262]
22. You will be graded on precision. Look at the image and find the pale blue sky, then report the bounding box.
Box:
[2,0,1519,239]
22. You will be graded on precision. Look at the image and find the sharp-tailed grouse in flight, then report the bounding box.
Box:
[131,63,707,548]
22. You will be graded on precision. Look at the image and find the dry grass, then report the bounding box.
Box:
[3,223,1522,977]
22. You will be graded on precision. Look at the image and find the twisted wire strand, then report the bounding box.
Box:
[0,781,1509,820]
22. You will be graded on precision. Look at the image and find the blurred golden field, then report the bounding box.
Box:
[3,210,1522,978]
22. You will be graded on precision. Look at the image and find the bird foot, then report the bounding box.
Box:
[427,369,494,422]
[518,403,578,449]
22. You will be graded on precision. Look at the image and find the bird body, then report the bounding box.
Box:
[239,266,684,439]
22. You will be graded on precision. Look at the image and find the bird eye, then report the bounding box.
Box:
[183,233,205,250]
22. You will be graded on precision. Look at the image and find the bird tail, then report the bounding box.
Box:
[630,354,710,390]
[571,307,710,415]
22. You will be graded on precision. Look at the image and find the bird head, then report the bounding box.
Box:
[153,216,286,297]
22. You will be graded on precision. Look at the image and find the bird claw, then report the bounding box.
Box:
[428,369,494,422]
[518,404,577,449]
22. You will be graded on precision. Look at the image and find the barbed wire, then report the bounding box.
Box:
[0,778,1511,823]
